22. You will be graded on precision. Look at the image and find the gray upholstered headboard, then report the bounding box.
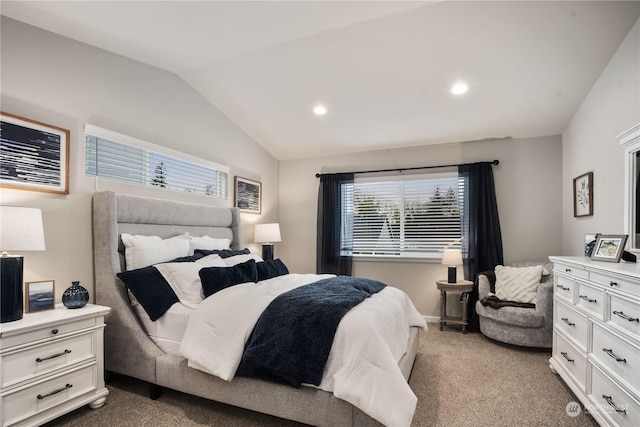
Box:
[92,191,242,382]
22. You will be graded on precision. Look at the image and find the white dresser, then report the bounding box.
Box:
[549,256,640,427]
[0,304,110,427]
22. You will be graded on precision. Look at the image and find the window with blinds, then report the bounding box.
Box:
[340,172,461,258]
[85,125,228,198]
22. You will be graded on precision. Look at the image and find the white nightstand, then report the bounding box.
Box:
[0,304,110,427]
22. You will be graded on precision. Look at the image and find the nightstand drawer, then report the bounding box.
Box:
[590,364,640,427]
[555,300,588,351]
[591,323,640,395]
[0,317,96,350]
[1,364,96,426]
[1,331,95,389]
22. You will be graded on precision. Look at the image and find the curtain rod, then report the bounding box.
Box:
[315,159,499,178]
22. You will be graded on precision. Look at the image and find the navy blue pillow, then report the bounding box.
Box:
[256,259,289,282]
[194,248,250,259]
[200,259,258,298]
[117,266,179,321]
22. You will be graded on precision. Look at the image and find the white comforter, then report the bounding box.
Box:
[180,273,427,427]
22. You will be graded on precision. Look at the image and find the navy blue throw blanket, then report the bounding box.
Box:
[236,276,386,388]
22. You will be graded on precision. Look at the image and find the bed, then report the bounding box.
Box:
[92,190,424,427]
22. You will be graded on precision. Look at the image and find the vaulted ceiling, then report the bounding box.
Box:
[2,1,639,160]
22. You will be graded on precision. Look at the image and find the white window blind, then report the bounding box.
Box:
[85,125,228,198]
[341,172,461,258]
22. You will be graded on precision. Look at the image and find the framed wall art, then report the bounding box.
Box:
[573,172,593,217]
[234,176,262,214]
[590,234,627,263]
[25,280,55,313]
[0,112,70,195]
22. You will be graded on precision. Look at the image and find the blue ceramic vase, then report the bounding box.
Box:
[62,281,89,309]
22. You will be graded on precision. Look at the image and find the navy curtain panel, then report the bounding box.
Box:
[459,162,504,332]
[317,173,354,275]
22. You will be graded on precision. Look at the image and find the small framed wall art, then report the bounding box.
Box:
[590,234,627,263]
[25,280,56,313]
[0,112,70,195]
[234,176,262,214]
[573,172,593,217]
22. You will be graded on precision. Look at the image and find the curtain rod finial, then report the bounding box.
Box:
[315,173,321,178]
[492,160,500,166]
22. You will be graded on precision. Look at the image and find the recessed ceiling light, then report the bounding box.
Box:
[450,83,468,95]
[313,105,327,115]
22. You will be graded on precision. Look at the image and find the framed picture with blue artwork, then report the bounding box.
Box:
[573,172,593,217]
[0,112,70,195]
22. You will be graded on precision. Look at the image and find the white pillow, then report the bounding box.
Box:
[121,233,190,270]
[223,253,263,266]
[494,265,548,304]
[155,255,226,308]
[188,235,231,255]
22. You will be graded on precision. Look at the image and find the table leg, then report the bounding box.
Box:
[461,291,469,334]
[440,289,446,331]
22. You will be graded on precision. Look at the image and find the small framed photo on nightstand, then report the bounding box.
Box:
[25,280,55,313]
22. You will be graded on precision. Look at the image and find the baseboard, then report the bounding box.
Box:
[424,315,439,324]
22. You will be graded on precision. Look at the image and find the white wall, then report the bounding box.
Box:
[0,18,279,302]
[562,18,640,255]
[279,135,563,317]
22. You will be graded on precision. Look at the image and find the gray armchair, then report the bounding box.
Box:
[474,262,554,348]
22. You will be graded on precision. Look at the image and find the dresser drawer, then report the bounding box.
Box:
[555,300,588,351]
[591,323,640,396]
[555,263,589,280]
[589,364,640,427]
[555,275,575,304]
[1,364,96,426]
[608,294,640,340]
[576,282,604,319]
[1,331,95,389]
[591,271,640,298]
[0,318,96,350]
[553,332,587,390]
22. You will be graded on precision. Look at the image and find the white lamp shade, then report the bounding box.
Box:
[0,206,46,252]
[254,223,281,243]
[441,249,462,266]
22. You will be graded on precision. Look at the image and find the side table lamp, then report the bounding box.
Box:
[0,206,46,323]
[442,248,463,283]
[254,223,281,261]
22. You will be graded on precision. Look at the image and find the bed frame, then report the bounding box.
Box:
[92,191,420,426]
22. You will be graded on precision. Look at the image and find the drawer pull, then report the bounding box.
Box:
[36,349,71,363]
[561,317,575,326]
[609,281,618,287]
[560,352,574,363]
[602,395,627,414]
[565,268,571,273]
[37,383,72,400]
[613,310,640,322]
[51,329,58,335]
[556,284,570,291]
[603,348,626,363]
[579,295,596,303]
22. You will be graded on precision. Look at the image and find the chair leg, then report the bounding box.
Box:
[149,382,162,400]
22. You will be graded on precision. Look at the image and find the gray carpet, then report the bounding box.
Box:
[45,324,598,427]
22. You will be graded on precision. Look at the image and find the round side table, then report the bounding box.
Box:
[436,279,474,333]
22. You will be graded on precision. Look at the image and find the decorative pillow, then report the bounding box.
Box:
[494,265,548,304]
[117,266,179,321]
[121,233,190,270]
[194,248,251,259]
[155,255,226,308]
[199,259,258,298]
[223,253,263,266]
[188,235,231,255]
[256,259,289,282]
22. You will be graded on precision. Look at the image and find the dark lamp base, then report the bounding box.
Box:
[1,256,24,323]
[447,266,457,283]
[262,244,274,261]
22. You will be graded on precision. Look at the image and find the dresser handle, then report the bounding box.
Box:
[609,281,618,287]
[51,329,58,335]
[579,295,596,303]
[602,348,626,363]
[613,310,640,322]
[556,284,570,291]
[565,268,571,273]
[561,317,575,326]
[560,352,574,363]
[36,349,71,363]
[602,395,627,414]
[37,383,72,400]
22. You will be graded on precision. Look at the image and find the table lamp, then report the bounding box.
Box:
[0,206,46,323]
[254,223,281,261]
[442,248,463,283]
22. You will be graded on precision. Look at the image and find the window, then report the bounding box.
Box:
[340,172,461,259]
[85,125,228,198]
